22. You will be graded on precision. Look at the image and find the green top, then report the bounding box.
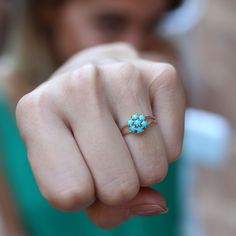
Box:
[0,91,180,236]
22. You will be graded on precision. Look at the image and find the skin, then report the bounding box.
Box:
[5,0,173,103]
[16,43,185,228]
[11,0,185,230]
[48,0,169,63]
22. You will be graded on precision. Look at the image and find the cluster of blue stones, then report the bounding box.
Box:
[128,114,149,134]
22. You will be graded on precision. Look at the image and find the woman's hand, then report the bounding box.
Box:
[16,43,185,228]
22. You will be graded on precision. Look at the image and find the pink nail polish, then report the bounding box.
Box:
[129,204,168,217]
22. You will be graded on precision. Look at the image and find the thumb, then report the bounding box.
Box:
[85,187,168,229]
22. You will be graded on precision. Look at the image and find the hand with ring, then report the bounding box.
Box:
[16,43,186,229]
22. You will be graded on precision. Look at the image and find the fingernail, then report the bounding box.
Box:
[129,204,168,217]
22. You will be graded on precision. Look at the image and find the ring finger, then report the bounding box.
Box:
[101,63,168,186]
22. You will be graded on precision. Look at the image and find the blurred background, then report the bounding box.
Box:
[0,0,236,235]
[162,0,236,235]
[181,0,236,235]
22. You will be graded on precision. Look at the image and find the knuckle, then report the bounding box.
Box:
[65,64,103,109]
[150,63,180,98]
[16,93,34,119]
[159,63,179,88]
[17,88,53,114]
[66,64,97,94]
[99,175,139,205]
[162,63,177,75]
[116,62,140,83]
[16,90,52,134]
[141,160,168,186]
[114,62,143,95]
[45,186,94,212]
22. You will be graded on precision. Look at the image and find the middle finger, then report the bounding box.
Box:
[63,64,140,206]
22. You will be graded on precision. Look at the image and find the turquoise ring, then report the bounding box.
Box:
[121,113,156,135]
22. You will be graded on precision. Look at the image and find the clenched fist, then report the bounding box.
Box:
[16,43,185,228]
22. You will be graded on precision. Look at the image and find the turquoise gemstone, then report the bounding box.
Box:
[127,119,133,127]
[132,114,138,120]
[137,127,144,133]
[128,114,150,134]
[134,119,141,126]
[130,126,136,133]
[139,115,145,121]
[141,121,148,128]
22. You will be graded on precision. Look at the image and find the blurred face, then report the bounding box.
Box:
[49,0,169,63]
